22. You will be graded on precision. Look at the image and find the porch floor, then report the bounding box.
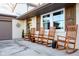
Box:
[0,39,79,56]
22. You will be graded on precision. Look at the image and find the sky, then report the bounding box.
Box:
[0,3,38,16]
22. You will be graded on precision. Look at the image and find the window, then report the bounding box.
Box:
[53,10,64,30]
[42,9,65,31]
[43,14,50,29]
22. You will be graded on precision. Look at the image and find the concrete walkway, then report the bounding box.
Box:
[0,39,79,56]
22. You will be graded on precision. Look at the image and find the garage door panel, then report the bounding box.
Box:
[0,21,12,40]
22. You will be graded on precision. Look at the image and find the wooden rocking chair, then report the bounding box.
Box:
[42,27,56,47]
[66,25,78,54]
[24,28,35,41]
[56,25,78,52]
[30,28,35,42]
[34,27,44,43]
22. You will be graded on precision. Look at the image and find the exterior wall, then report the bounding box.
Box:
[23,20,27,34]
[12,19,26,39]
[65,4,76,26]
[31,17,36,29]
[36,16,41,31]
[31,16,39,34]
[76,3,79,48]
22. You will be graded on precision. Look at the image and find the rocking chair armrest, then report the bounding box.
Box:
[33,34,39,37]
[49,36,54,37]
[57,35,66,39]
[67,36,75,40]
[57,35,71,39]
[44,35,48,36]
[57,35,70,41]
[44,35,54,37]
[33,34,38,35]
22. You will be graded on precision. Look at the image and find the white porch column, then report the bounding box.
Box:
[50,13,53,27]
[76,3,79,48]
[40,15,43,27]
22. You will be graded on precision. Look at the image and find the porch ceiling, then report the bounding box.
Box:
[17,3,75,20]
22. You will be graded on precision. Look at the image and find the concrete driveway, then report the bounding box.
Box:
[0,39,79,56]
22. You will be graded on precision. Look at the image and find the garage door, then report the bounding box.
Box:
[0,21,12,40]
[0,20,12,40]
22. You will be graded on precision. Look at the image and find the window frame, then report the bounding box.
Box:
[41,8,65,32]
[52,8,65,32]
[42,13,51,30]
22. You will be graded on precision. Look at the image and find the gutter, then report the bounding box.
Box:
[0,13,17,18]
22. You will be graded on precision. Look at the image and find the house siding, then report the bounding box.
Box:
[65,4,76,30]
[36,16,40,31]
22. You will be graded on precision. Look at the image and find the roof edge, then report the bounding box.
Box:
[17,3,49,19]
[0,13,17,18]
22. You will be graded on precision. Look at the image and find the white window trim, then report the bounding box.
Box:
[52,8,65,32]
[41,8,65,32]
[41,13,51,31]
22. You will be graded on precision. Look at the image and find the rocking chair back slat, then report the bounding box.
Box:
[39,27,44,35]
[65,25,78,49]
[48,27,56,37]
[30,28,35,35]
[34,27,44,43]
[42,27,56,47]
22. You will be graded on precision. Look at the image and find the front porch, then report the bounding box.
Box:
[0,3,78,56]
[0,39,79,56]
